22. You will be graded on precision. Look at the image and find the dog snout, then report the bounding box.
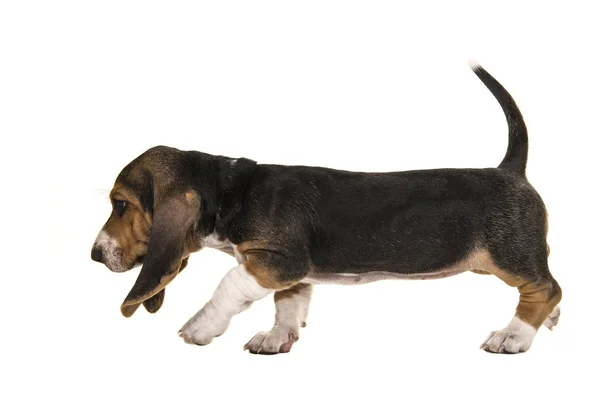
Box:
[91,246,104,263]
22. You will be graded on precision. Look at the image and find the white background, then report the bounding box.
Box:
[1,1,598,399]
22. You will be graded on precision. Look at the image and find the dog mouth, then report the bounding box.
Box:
[107,254,144,273]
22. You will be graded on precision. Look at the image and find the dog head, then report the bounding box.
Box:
[91,146,257,317]
[91,146,203,317]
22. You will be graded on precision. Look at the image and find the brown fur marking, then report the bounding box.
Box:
[244,260,293,290]
[103,185,152,269]
[514,280,562,328]
[471,269,492,275]
[274,283,312,301]
[479,257,562,329]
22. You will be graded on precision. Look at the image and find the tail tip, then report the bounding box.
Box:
[468,59,482,71]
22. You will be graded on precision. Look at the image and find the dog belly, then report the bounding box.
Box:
[301,268,466,285]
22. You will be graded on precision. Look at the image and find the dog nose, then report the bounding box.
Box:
[91,247,104,263]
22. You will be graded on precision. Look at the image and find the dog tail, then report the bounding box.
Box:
[469,61,528,176]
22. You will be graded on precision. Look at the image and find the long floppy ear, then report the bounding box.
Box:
[121,192,200,317]
[141,257,189,313]
[142,289,165,314]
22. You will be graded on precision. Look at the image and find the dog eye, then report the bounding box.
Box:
[114,200,127,210]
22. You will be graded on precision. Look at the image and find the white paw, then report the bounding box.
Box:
[543,307,560,330]
[481,317,537,354]
[178,307,230,346]
[244,327,299,354]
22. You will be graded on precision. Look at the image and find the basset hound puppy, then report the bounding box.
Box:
[91,63,561,354]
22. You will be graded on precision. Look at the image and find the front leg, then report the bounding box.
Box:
[179,263,273,346]
[244,283,313,354]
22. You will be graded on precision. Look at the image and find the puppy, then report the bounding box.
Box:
[91,63,561,354]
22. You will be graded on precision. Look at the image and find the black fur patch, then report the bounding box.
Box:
[215,157,257,240]
[224,165,549,281]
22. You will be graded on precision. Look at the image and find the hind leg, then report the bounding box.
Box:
[480,263,562,354]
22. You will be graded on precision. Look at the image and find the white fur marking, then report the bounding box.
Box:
[93,231,126,272]
[481,317,537,354]
[202,232,246,263]
[179,265,273,345]
[468,59,481,70]
[201,232,231,250]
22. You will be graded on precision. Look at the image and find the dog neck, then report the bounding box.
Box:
[213,156,258,241]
